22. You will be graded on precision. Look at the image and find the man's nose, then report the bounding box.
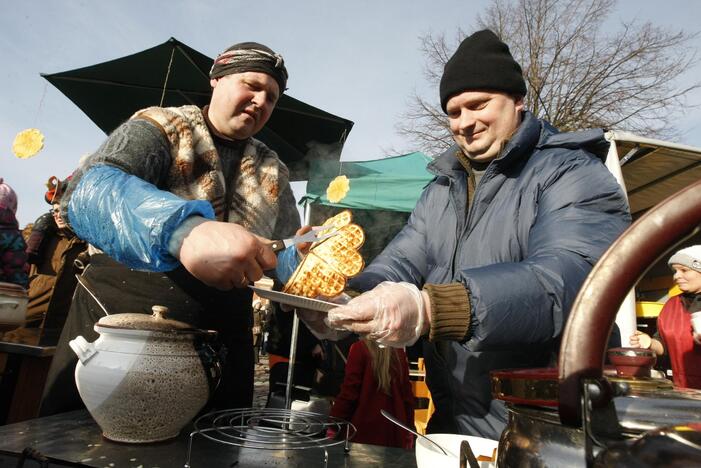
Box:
[251,91,270,108]
[457,110,476,131]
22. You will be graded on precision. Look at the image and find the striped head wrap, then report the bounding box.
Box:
[210,42,288,93]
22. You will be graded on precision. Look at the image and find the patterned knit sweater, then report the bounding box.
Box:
[131,105,297,238]
[64,105,299,242]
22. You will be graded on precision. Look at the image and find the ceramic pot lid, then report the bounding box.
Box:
[0,281,27,298]
[96,305,194,332]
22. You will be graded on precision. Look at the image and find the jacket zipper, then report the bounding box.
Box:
[449,175,466,277]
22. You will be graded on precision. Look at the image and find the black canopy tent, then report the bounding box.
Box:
[41,37,354,181]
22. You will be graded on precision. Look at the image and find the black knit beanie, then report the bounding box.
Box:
[210,42,288,93]
[439,29,526,112]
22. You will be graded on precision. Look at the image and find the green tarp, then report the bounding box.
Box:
[300,151,434,263]
[300,151,434,213]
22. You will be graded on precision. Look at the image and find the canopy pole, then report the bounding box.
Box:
[604,134,637,347]
[303,198,311,226]
[285,312,300,410]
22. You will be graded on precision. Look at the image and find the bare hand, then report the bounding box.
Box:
[177,220,277,290]
[629,330,651,349]
[295,225,314,256]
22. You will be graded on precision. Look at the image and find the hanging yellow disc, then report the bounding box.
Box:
[326,175,350,203]
[12,128,45,158]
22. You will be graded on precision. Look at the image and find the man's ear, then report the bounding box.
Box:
[210,78,218,88]
[513,94,525,112]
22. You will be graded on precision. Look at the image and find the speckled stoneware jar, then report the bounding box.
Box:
[69,305,220,443]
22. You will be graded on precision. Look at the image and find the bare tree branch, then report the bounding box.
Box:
[397,0,700,155]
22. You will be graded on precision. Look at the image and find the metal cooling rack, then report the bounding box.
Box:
[184,407,356,467]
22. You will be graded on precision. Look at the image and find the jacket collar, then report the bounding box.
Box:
[428,111,546,178]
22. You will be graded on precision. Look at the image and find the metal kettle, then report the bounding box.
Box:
[494,179,701,466]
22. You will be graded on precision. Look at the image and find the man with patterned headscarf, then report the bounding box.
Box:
[41,42,305,416]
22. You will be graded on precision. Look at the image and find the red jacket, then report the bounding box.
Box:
[658,294,701,389]
[329,341,415,449]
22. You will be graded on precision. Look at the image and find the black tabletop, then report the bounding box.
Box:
[0,410,418,467]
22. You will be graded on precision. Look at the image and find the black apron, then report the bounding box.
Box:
[40,254,254,416]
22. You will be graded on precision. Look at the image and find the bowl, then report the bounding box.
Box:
[0,282,28,332]
[415,433,498,468]
[607,347,656,378]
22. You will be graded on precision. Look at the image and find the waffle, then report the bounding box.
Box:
[283,210,365,298]
[322,210,353,229]
[310,224,364,277]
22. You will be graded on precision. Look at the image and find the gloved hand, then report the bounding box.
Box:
[327,281,430,348]
[293,293,352,341]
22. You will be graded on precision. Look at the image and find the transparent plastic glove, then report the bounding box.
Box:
[294,293,352,341]
[327,281,429,348]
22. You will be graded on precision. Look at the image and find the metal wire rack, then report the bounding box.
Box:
[184,407,356,467]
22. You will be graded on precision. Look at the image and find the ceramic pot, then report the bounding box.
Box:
[0,281,27,332]
[70,305,220,443]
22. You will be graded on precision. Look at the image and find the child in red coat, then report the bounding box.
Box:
[329,339,415,448]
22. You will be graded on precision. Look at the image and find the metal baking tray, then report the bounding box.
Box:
[249,286,337,313]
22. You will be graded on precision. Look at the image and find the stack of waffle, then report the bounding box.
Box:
[283,210,365,298]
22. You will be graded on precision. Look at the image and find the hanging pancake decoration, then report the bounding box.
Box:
[326,175,350,203]
[12,128,45,158]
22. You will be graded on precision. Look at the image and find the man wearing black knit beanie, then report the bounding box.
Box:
[311,29,631,439]
[41,40,308,417]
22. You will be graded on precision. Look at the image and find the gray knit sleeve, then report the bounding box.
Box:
[80,119,172,188]
[60,119,173,218]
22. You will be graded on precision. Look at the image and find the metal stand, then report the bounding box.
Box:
[285,310,301,409]
[184,408,356,468]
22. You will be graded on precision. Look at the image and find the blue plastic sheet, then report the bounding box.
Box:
[275,246,300,284]
[67,165,215,271]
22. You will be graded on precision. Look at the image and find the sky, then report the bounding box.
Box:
[2,0,701,227]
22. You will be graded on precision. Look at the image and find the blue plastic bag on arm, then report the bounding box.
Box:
[275,246,300,285]
[67,165,215,271]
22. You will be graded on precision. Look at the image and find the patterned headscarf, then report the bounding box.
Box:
[0,178,18,214]
[209,42,288,93]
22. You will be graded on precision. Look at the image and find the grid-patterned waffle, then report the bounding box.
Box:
[283,255,348,298]
[283,210,365,298]
[310,224,364,277]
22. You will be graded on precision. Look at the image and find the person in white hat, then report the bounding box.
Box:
[630,245,701,389]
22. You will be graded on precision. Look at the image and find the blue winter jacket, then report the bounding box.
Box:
[350,112,631,439]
